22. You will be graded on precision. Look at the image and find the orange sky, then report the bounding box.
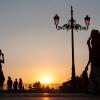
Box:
[0,0,100,84]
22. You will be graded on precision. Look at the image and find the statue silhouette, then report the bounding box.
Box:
[85,29,100,93]
[0,50,5,90]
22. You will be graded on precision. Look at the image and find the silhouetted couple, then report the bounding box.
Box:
[0,50,5,90]
[13,78,23,92]
[85,29,100,93]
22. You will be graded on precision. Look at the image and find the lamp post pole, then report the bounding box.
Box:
[70,6,75,84]
[53,6,90,91]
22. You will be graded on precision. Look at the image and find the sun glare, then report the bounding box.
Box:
[41,75,52,84]
[43,77,49,84]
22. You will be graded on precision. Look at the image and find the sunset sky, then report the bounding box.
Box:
[0,0,100,84]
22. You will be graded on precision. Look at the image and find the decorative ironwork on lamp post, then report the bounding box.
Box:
[53,6,90,90]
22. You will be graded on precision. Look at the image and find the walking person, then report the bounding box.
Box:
[7,76,13,92]
[19,78,23,91]
[13,79,18,92]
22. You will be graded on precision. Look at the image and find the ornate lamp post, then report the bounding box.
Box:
[53,6,90,90]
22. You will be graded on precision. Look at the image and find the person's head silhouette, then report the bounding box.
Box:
[91,29,100,39]
[8,76,11,80]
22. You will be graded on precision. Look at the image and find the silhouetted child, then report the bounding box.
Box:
[13,79,18,92]
[81,70,89,92]
[7,76,13,92]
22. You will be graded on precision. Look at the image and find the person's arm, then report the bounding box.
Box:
[85,60,90,71]
[1,53,4,63]
[85,37,91,71]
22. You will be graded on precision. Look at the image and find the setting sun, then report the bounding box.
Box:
[43,77,50,84]
[40,75,53,84]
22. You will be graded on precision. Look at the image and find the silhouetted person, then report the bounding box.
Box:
[0,50,5,90]
[7,76,13,92]
[18,78,23,91]
[81,70,89,92]
[13,79,18,92]
[85,29,100,92]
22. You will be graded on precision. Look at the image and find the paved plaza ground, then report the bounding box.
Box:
[0,93,100,100]
[0,96,100,100]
